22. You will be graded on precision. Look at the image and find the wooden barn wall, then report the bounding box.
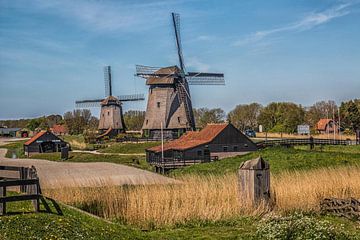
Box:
[211,124,258,151]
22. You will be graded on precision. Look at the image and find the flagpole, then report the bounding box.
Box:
[161,121,164,162]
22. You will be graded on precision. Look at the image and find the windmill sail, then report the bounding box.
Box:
[104,66,112,97]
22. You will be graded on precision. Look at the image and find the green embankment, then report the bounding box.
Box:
[30,152,152,171]
[98,141,160,154]
[1,194,359,239]
[171,145,360,176]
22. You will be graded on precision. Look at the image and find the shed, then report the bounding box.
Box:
[24,131,68,156]
[146,123,257,164]
[0,127,21,137]
[316,119,339,134]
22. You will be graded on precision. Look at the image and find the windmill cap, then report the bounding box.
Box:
[239,156,269,170]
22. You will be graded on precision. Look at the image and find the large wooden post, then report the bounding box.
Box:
[0,185,6,215]
[238,157,270,206]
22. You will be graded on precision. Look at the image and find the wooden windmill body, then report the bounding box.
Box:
[136,13,225,139]
[76,66,144,137]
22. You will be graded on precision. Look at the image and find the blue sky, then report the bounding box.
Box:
[0,0,359,119]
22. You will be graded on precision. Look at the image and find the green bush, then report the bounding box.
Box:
[256,213,357,240]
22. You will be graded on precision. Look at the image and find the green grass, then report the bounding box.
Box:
[2,140,27,158]
[98,141,161,154]
[171,145,360,176]
[29,152,152,171]
[2,193,360,239]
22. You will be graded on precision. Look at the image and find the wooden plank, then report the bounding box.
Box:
[0,194,40,203]
[0,179,39,187]
[0,186,5,215]
[0,166,22,171]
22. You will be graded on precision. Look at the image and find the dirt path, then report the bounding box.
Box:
[0,139,176,189]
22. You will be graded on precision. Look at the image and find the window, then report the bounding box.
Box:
[102,114,104,117]
[146,119,149,125]
[107,111,110,116]
[177,117,180,123]
[244,144,248,148]
[197,150,202,156]
[233,146,238,151]
[157,102,160,108]
[223,146,228,152]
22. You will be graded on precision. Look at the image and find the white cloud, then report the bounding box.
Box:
[30,0,184,32]
[233,2,355,46]
[186,56,210,72]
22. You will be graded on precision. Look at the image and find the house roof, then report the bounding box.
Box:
[0,128,21,134]
[146,66,179,85]
[50,124,68,134]
[147,123,228,153]
[316,118,333,131]
[24,131,47,145]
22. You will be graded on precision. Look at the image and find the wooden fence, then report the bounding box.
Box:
[0,165,61,216]
[256,138,357,149]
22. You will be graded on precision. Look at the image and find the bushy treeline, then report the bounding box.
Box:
[196,99,360,133]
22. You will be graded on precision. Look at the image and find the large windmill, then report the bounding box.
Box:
[135,13,225,140]
[76,66,144,137]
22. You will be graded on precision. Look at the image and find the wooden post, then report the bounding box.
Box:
[238,157,270,206]
[0,186,6,215]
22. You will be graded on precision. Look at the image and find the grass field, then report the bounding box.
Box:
[2,140,26,158]
[171,145,360,176]
[2,192,359,239]
[30,152,152,171]
[98,141,160,154]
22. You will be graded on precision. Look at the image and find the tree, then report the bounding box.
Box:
[64,109,95,135]
[123,110,145,131]
[26,118,42,131]
[305,100,338,128]
[227,103,262,131]
[193,108,225,129]
[258,102,305,133]
[340,99,360,132]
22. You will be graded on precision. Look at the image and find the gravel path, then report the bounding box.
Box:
[0,138,176,189]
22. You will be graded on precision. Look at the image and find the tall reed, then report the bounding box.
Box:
[44,166,360,228]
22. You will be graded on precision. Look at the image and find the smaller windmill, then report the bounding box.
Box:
[76,66,144,137]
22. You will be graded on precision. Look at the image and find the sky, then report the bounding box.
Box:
[0,0,359,119]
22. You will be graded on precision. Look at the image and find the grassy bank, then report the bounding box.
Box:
[30,152,152,171]
[171,145,360,176]
[98,141,160,154]
[2,192,359,239]
[2,140,26,158]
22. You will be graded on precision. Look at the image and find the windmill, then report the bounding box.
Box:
[135,13,225,139]
[76,66,144,137]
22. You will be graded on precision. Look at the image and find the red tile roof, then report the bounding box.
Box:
[50,124,68,135]
[147,123,228,153]
[316,119,333,131]
[24,131,47,145]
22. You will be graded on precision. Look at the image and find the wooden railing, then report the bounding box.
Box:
[0,165,51,216]
[150,156,219,170]
[256,138,358,149]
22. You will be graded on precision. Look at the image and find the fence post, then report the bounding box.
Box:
[0,186,6,215]
[238,157,270,206]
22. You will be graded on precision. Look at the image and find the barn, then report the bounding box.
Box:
[146,123,257,165]
[316,119,339,134]
[24,131,68,156]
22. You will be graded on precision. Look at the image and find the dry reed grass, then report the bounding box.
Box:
[44,166,360,227]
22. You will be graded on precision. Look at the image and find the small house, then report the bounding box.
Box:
[0,127,21,137]
[146,123,257,164]
[316,119,339,134]
[24,131,68,156]
[50,124,68,135]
